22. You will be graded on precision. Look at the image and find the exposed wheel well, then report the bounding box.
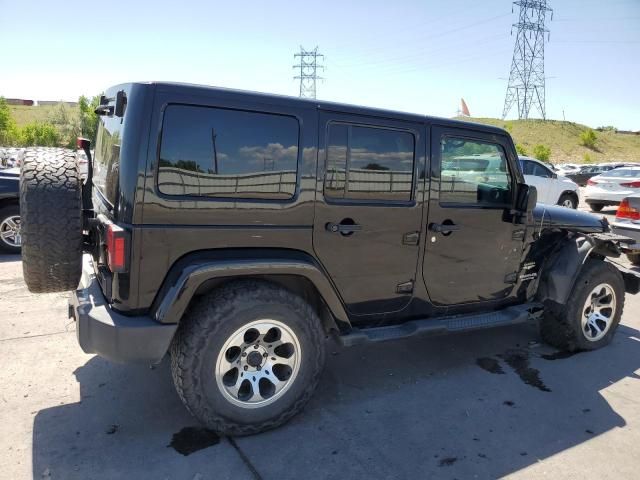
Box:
[558,190,579,206]
[191,274,344,335]
[0,198,19,210]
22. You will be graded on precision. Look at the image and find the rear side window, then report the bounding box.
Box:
[93,116,122,206]
[325,123,415,202]
[158,105,299,199]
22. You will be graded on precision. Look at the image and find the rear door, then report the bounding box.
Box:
[422,126,523,306]
[313,112,425,317]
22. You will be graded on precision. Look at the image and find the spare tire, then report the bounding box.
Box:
[20,148,83,293]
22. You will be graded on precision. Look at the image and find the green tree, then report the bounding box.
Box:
[532,144,551,162]
[515,143,528,156]
[49,102,80,148]
[79,95,100,143]
[0,97,19,146]
[580,129,598,149]
[19,122,60,147]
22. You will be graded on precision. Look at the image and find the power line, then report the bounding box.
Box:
[292,46,324,99]
[502,0,553,120]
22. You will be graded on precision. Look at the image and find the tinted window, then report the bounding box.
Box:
[325,123,415,202]
[440,137,512,206]
[521,160,552,178]
[158,105,299,199]
[94,116,122,205]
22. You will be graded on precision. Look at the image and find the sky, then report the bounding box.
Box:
[0,0,638,129]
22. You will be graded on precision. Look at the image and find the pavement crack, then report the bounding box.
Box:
[228,437,263,480]
[0,330,73,342]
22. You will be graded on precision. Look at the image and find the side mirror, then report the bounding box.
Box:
[516,183,537,212]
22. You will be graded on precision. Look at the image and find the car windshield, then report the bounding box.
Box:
[599,169,640,178]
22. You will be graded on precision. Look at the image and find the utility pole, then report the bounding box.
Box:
[293,46,324,99]
[502,1,553,120]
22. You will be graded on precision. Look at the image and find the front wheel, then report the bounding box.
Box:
[541,259,624,352]
[0,205,21,253]
[589,203,604,212]
[558,193,578,209]
[171,280,326,435]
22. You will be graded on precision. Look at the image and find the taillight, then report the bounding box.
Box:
[587,179,597,186]
[620,181,640,188]
[105,223,129,272]
[616,199,640,221]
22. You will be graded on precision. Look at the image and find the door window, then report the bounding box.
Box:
[325,123,415,202]
[440,137,512,207]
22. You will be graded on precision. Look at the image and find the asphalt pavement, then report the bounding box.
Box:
[1,198,639,479]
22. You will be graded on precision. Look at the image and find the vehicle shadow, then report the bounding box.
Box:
[0,253,21,264]
[32,322,640,479]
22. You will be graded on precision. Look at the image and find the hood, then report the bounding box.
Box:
[532,204,606,234]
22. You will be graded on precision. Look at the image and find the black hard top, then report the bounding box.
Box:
[126,81,507,136]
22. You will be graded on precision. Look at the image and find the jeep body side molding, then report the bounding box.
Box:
[151,249,350,327]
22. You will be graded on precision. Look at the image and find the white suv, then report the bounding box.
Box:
[519,156,579,208]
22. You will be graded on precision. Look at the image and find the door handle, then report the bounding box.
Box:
[326,221,362,235]
[429,222,461,235]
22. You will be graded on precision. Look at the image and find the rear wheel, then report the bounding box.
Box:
[171,280,326,435]
[20,148,83,293]
[589,203,604,212]
[0,205,21,253]
[541,259,624,352]
[627,253,640,266]
[558,193,577,209]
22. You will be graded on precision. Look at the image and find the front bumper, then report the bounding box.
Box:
[69,256,177,364]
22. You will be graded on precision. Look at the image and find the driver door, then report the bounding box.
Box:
[422,126,524,306]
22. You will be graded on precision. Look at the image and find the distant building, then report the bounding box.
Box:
[5,98,34,106]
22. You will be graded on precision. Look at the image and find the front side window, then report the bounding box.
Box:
[325,123,415,202]
[158,105,299,199]
[440,137,512,207]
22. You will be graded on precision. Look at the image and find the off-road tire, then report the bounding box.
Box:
[589,203,604,212]
[540,259,624,352]
[627,253,640,266]
[20,148,83,293]
[0,204,21,253]
[558,193,577,209]
[170,280,326,436]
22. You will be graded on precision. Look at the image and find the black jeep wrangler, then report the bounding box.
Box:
[19,82,640,435]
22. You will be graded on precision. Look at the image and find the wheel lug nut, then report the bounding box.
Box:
[257,366,261,371]
[244,366,248,371]
[263,353,268,358]
[242,352,247,357]
[254,344,259,349]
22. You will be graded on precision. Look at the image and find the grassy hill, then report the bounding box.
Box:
[457,117,640,165]
[9,104,80,126]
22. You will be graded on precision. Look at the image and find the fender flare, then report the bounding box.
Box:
[150,249,350,329]
[536,233,640,304]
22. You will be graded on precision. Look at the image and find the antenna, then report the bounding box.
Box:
[502,1,553,120]
[293,46,324,99]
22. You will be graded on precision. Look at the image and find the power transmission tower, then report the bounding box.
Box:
[502,1,553,120]
[293,46,324,99]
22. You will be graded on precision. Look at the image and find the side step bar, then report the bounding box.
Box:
[337,303,544,347]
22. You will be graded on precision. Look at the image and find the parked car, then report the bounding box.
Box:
[519,156,579,208]
[0,166,20,253]
[565,164,617,186]
[611,195,640,265]
[18,82,640,435]
[584,167,640,212]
